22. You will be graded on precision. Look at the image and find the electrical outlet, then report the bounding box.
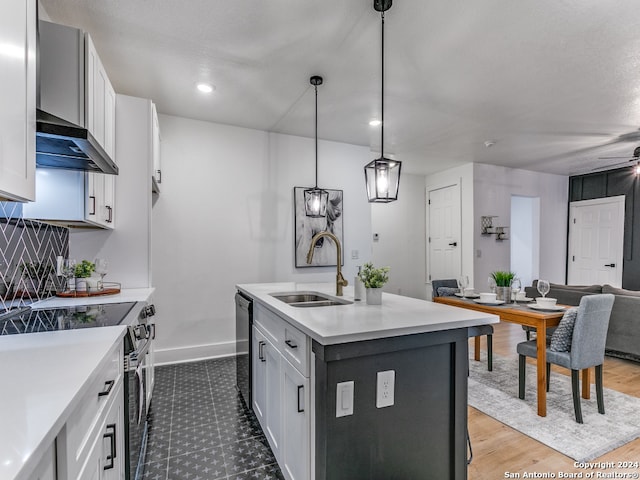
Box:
[351,250,359,260]
[376,370,395,408]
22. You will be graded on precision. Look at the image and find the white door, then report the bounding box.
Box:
[568,196,624,287]
[427,184,461,285]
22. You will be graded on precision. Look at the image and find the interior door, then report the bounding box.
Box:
[428,184,461,287]
[568,196,624,286]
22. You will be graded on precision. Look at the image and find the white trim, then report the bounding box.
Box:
[154,340,236,366]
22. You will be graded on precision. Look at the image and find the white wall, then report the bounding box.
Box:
[424,163,475,296]
[473,163,568,290]
[371,173,427,299]
[152,114,373,364]
[510,195,540,288]
[70,95,153,289]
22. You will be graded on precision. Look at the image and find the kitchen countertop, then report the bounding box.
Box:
[0,326,126,480]
[236,282,499,345]
[32,287,155,308]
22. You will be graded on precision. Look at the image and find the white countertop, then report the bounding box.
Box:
[236,282,499,345]
[0,326,126,480]
[31,287,155,309]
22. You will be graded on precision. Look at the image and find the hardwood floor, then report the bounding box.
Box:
[468,322,640,479]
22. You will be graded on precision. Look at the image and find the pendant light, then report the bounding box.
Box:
[365,0,402,203]
[304,75,329,217]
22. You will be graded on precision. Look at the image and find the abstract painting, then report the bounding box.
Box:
[294,187,344,267]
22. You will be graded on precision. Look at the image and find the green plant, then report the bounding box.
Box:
[491,271,516,287]
[358,262,390,289]
[19,261,53,279]
[74,260,95,278]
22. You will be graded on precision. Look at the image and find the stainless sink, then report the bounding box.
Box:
[270,291,353,308]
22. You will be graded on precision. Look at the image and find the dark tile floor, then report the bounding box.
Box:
[142,357,284,480]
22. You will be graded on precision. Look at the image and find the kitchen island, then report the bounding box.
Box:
[237,282,498,480]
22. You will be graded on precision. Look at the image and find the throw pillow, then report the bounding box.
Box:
[549,307,579,352]
[437,286,459,297]
[602,284,640,297]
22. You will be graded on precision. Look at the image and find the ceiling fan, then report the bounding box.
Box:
[593,145,640,172]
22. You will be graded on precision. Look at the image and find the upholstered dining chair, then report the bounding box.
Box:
[516,293,615,423]
[432,279,494,371]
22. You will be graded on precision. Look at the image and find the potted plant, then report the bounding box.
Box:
[490,270,515,301]
[74,260,96,292]
[358,262,390,305]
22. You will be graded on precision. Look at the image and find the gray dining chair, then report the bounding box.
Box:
[516,293,615,423]
[432,279,493,371]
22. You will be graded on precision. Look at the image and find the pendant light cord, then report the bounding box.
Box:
[380,10,385,160]
[315,83,319,188]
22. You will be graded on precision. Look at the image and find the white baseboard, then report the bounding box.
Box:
[154,340,237,366]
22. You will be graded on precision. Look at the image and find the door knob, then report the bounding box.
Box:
[604,263,616,268]
[448,242,458,247]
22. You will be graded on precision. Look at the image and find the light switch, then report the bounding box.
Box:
[336,381,354,417]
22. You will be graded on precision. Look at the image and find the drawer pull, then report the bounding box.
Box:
[103,423,117,470]
[297,385,304,413]
[285,339,298,349]
[258,341,266,362]
[98,380,115,397]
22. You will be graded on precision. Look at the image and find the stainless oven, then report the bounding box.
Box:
[123,303,156,480]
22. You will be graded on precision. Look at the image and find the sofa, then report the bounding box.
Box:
[524,281,640,362]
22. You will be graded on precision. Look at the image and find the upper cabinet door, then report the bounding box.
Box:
[0,0,36,202]
[151,103,161,193]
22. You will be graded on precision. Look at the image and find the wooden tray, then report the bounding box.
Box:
[56,282,121,298]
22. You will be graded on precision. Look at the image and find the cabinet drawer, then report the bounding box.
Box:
[254,304,285,350]
[283,323,309,377]
[64,341,123,476]
[254,303,309,377]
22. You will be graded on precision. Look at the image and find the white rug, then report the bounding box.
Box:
[468,354,640,462]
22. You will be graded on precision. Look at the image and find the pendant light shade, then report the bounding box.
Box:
[305,75,329,217]
[365,0,401,203]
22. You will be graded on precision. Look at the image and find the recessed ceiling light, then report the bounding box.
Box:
[369,119,381,127]
[197,83,214,93]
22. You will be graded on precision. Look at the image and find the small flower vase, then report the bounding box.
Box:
[496,286,511,302]
[75,278,88,292]
[366,287,383,305]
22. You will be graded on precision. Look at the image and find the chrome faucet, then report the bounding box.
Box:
[306,231,348,296]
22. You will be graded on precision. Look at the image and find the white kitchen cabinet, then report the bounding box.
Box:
[24,168,115,229]
[281,359,311,480]
[0,0,36,202]
[151,102,162,193]
[252,304,311,480]
[86,34,116,161]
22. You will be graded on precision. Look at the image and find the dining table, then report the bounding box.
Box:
[433,295,590,417]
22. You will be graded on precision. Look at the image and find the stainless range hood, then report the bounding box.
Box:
[36,109,118,174]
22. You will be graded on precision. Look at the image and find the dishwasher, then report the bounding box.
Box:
[235,291,253,409]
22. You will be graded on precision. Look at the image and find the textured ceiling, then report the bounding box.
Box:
[40,0,640,176]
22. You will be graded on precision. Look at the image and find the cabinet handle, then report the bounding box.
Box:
[285,339,298,349]
[89,195,96,215]
[604,263,616,268]
[297,385,304,413]
[157,170,162,183]
[103,423,116,470]
[448,241,458,247]
[98,380,115,397]
[106,206,113,223]
[258,341,266,362]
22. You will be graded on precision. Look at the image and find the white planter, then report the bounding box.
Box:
[366,287,383,305]
[75,278,88,292]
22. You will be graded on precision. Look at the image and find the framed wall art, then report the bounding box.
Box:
[294,187,344,267]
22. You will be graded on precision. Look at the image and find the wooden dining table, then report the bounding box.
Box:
[434,295,590,417]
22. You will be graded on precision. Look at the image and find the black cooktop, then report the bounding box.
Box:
[0,302,138,336]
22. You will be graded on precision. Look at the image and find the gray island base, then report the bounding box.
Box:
[313,328,469,480]
[236,282,498,480]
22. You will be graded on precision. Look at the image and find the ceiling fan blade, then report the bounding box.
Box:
[597,156,634,160]
[591,160,635,172]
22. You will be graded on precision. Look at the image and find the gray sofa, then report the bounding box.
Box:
[524,281,640,362]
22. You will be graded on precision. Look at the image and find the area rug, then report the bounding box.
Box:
[468,354,640,462]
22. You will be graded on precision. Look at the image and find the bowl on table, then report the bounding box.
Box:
[535,297,557,308]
